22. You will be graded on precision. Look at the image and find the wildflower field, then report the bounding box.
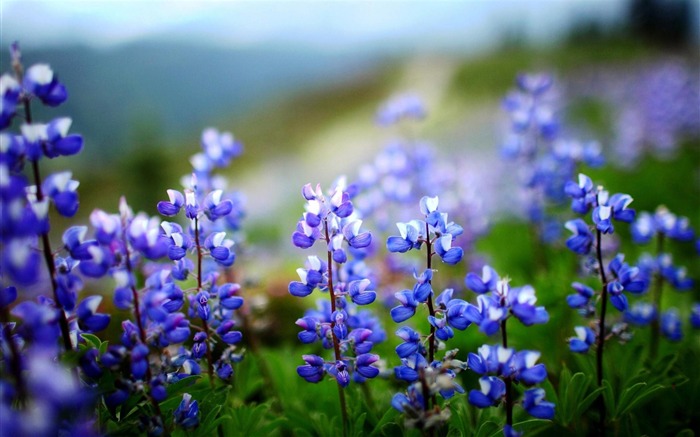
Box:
[1,38,699,437]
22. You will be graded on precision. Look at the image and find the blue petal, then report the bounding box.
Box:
[440,247,463,265]
[289,281,314,297]
[390,305,416,323]
[351,291,376,306]
[292,232,315,249]
[468,390,495,408]
[387,236,412,253]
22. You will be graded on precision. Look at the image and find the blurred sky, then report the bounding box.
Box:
[2,0,628,53]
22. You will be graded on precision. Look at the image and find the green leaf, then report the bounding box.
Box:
[615,383,665,418]
[575,386,605,420]
[351,412,367,437]
[380,423,403,437]
[488,419,552,437]
[601,379,615,419]
[475,421,500,437]
[370,409,399,437]
[81,333,102,349]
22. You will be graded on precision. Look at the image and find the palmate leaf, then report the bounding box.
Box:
[615,382,665,418]
[224,403,285,436]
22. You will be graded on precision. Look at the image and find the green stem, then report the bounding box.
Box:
[324,220,348,437]
[649,233,665,360]
[194,216,215,389]
[595,228,608,436]
[501,319,513,427]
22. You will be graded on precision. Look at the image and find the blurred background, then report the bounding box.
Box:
[1,0,698,249]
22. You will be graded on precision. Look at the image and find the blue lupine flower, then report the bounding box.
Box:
[391,384,425,413]
[660,310,682,341]
[218,283,243,310]
[130,344,150,380]
[128,213,169,260]
[566,282,595,309]
[465,265,499,294]
[55,256,82,310]
[428,315,454,341]
[202,189,233,220]
[608,254,649,296]
[62,226,97,260]
[690,304,700,329]
[507,350,547,385]
[23,63,68,106]
[506,285,549,326]
[0,74,20,129]
[564,219,593,255]
[624,302,657,326]
[657,254,694,290]
[347,328,374,354]
[387,220,423,253]
[395,326,423,358]
[150,376,167,402]
[376,93,425,126]
[390,289,419,323]
[471,294,507,336]
[607,193,636,223]
[343,219,372,249]
[565,173,596,214]
[467,344,513,376]
[592,203,614,234]
[355,353,380,379]
[0,285,17,309]
[42,171,79,217]
[89,208,121,244]
[522,388,555,419]
[297,354,325,383]
[157,189,185,216]
[191,332,207,359]
[77,295,111,332]
[161,221,191,260]
[434,288,474,331]
[174,393,199,429]
[203,231,234,266]
[395,353,428,382]
[163,313,191,344]
[434,234,463,264]
[196,127,243,169]
[569,326,596,353]
[327,360,351,387]
[347,278,376,305]
[2,238,42,285]
[79,348,103,379]
[216,320,242,344]
[468,376,506,408]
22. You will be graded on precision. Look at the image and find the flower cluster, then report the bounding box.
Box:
[0,42,106,434]
[290,182,382,388]
[463,265,554,436]
[387,196,470,430]
[500,73,604,242]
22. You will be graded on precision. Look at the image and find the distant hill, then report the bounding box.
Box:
[17,41,387,164]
